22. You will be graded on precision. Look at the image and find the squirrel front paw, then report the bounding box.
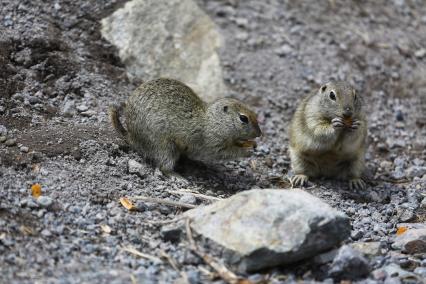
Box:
[331,117,345,129]
[349,119,362,131]
[290,174,309,188]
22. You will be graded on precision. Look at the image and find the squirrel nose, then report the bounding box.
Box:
[343,107,353,118]
[254,124,262,137]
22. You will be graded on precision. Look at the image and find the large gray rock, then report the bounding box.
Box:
[101,0,225,102]
[184,189,351,272]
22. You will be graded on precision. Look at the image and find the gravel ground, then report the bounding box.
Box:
[1,0,426,283]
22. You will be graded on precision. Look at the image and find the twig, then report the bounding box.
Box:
[143,216,185,226]
[167,189,222,202]
[160,250,180,271]
[122,246,162,263]
[377,177,411,184]
[132,196,196,209]
[160,249,190,284]
[199,266,216,279]
[185,219,244,284]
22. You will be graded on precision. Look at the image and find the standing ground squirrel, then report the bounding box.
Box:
[109,78,262,174]
[289,81,367,190]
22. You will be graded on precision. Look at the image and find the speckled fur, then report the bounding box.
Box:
[110,78,261,173]
[289,81,367,189]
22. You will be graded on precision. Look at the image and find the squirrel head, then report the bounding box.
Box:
[313,81,363,120]
[205,98,262,148]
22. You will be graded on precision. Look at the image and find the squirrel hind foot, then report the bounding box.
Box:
[290,174,309,188]
[349,178,366,191]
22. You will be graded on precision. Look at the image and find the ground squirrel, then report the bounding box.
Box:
[109,78,262,174]
[289,81,367,190]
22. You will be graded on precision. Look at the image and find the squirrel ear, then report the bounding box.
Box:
[223,106,228,112]
[321,85,327,92]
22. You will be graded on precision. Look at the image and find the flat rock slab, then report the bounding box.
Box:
[393,228,426,254]
[101,0,225,102]
[184,189,351,272]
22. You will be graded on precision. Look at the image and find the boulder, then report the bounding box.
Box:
[101,0,226,102]
[183,189,351,272]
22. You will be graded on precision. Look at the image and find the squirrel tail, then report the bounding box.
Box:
[109,103,128,139]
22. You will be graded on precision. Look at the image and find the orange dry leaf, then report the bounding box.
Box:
[31,183,42,198]
[120,197,135,211]
[396,226,408,235]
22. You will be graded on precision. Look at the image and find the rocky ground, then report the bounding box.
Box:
[1,0,426,283]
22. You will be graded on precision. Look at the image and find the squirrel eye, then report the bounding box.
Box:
[329,91,336,101]
[239,114,249,124]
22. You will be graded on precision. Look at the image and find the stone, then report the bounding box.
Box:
[406,166,426,178]
[160,224,183,243]
[37,196,53,208]
[392,229,426,254]
[183,189,350,272]
[350,242,381,257]
[20,146,29,153]
[397,208,415,222]
[178,194,197,205]
[329,245,371,280]
[421,197,426,209]
[0,125,7,136]
[80,110,96,117]
[61,97,76,117]
[414,48,426,58]
[275,44,293,57]
[127,159,149,178]
[414,267,426,278]
[0,136,6,143]
[101,0,226,102]
[380,263,416,279]
[5,138,16,146]
[76,104,89,112]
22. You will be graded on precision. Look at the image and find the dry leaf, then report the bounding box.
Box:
[120,197,135,210]
[100,224,112,234]
[20,225,34,235]
[396,226,408,235]
[31,183,42,198]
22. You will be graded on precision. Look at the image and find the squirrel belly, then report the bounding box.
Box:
[288,81,367,190]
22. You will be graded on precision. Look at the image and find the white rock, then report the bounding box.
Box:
[101,0,226,102]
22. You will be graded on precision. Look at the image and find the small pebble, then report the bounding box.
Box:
[395,110,404,121]
[0,136,6,143]
[414,48,426,58]
[20,146,29,153]
[41,229,52,238]
[420,198,426,209]
[37,196,53,208]
[179,194,197,205]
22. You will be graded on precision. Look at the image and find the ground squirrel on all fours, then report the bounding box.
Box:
[288,81,368,190]
[109,78,262,175]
